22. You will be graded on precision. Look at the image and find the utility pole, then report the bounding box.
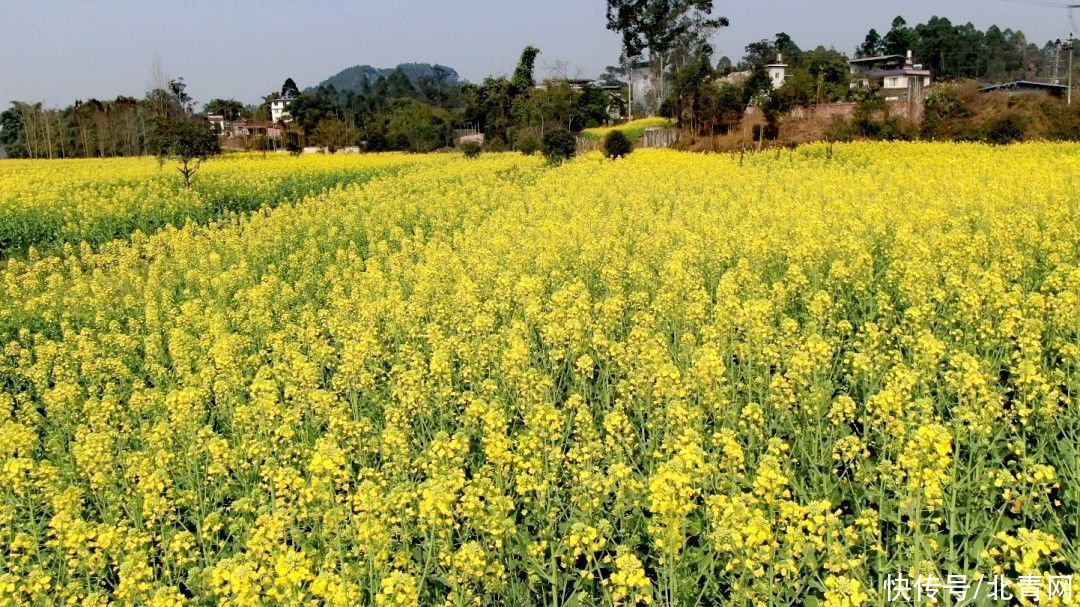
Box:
[1069,38,1075,104]
[1002,1,1079,95]
[1054,39,1061,82]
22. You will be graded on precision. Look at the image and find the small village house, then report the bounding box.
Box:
[978,80,1069,98]
[270,93,295,123]
[454,120,483,145]
[537,78,627,121]
[849,50,932,105]
[766,55,788,89]
[207,114,227,134]
[229,120,282,139]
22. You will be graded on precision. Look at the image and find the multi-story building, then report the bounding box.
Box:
[270,94,295,123]
[849,50,931,104]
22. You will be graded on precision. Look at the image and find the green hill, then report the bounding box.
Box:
[307,63,462,94]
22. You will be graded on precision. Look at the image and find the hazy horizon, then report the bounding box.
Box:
[2,0,1073,108]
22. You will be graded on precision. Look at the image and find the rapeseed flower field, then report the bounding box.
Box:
[0,144,1077,606]
[0,153,437,257]
[580,117,675,141]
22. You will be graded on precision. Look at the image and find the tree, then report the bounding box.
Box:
[513,81,578,138]
[417,65,455,107]
[606,0,729,102]
[858,29,883,57]
[204,98,247,121]
[668,52,716,132]
[0,103,26,158]
[384,99,453,152]
[575,85,611,128]
[168,78,193,116]
[743,64,773,103]
[312,117,353,152]
[606,0,729,59]
[739,39,776,70]
[775,68,815,107]
[461,141,482,157]
[710,81,745,132]
[281,78,300,98]
[803,47,852,102]
[285,93,337,139]
[372,68,417,100]
[861,14,1061,83]
[461,47,544,146]
[914,16,961,79]
[774,32,802,65]
[510,46,541,96]
[149,117,220,187]
[882,16,916,57]
[599,64,627,86]
[462,78,511,145]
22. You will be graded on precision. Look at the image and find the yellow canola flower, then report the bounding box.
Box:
[0,143,1077,606]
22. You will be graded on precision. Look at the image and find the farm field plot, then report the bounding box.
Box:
[580,117,675,141]
[0,153,440,258]
[0,144,1078,606]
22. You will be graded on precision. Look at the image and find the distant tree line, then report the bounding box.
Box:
[657,19,1075,142]
[0,77,197,159]
[266,49,617,154]
[857,16,1066,83]
[3,10,1078,158]
[0,51,619,158]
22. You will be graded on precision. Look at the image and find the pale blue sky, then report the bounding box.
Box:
[1,0,1071,107]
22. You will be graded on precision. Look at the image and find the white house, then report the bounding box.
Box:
[270,94,295,123]
[766,54,788,89]
[207,114,227,134]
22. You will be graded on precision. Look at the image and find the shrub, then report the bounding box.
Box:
[877,116,918,141]
[515,137,541,155]
[751,122,780,142]
[983,113,1027,145]
[542,130,576,163]
[824,116,857,143]
[922,83,977,140]
[461,142,482,158]
[603,130,632,159]
[285,136,303,156]
[1043,101,1080,140]
[365,131,389,152]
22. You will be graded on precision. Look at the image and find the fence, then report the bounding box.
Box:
[576,137,602,154]
[642,127,678,148]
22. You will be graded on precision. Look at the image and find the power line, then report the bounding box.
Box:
[1004,0,1079,37]
[1004,0,1078,8]
[1004,0,1077,102]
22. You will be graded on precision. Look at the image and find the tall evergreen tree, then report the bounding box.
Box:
[281,78,301,97]
[858,29,883,57]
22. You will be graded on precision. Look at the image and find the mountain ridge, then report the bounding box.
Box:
[305,63,463,95]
